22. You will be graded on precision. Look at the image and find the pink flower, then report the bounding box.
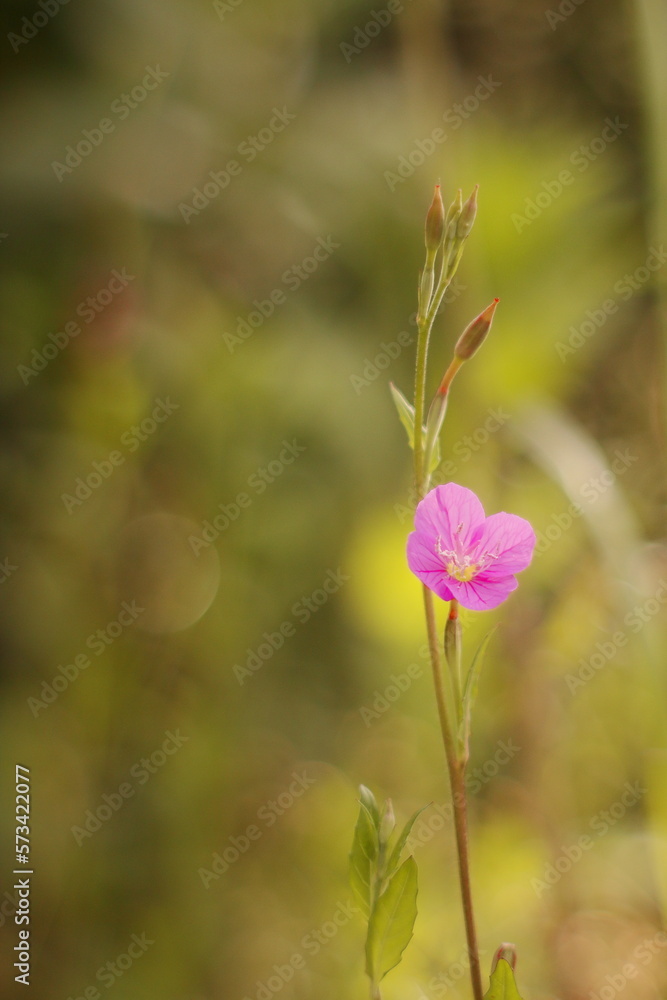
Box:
[406,483,536,611]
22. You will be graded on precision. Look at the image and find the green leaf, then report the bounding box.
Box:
[389,383,443,477]
[385,805,430,877]
[366,856,418,982]
[483,959,524,1000]
[389,383,416,447]
[458,626,498,755]
[349,800,379,918]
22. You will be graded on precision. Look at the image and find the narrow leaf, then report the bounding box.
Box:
[483,958,524,1000]
[385,805,430,877]
[349,800,379,917]
[458,625,498,754]
[366,856,418,982]
[389,384,416,448]
[428,436,442,476]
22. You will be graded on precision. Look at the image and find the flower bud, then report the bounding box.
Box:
[491,943,517,973]
[425,185,445,252]
[454,299,499,361]
[456,184,478,239]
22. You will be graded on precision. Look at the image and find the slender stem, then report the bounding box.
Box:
[437,357,464,398]
[413,291,483,1000]
[422,585,483,1000]
[450,757,484,1000]
[422,585,458,765]
[413,318,430,494]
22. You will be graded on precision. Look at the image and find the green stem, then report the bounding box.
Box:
[412,286,484,1000]
[422,586,483,1000]
[413,317,431,494]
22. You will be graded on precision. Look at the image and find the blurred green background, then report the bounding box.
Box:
[1,0,667,997]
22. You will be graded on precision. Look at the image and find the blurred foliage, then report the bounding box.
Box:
[0,0,666,998]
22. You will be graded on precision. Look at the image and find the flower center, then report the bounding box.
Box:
[436,534,481,583]
[445,559,478,582]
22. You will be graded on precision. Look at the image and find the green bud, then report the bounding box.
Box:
[379,799,395,845]
[454,299,499,361]
[359,785,380,826]
[444,614,462,672]
[456,184,478,239]
[445,188,463,228]
[424,185,445,252]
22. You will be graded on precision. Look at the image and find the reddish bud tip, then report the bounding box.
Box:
[454,298,499,361]
[492,943,517,973]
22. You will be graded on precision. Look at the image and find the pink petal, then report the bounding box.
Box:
[472,512,536,577]
[406,532,454,602]
[447,572,518,611]
[414,483,486,552]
